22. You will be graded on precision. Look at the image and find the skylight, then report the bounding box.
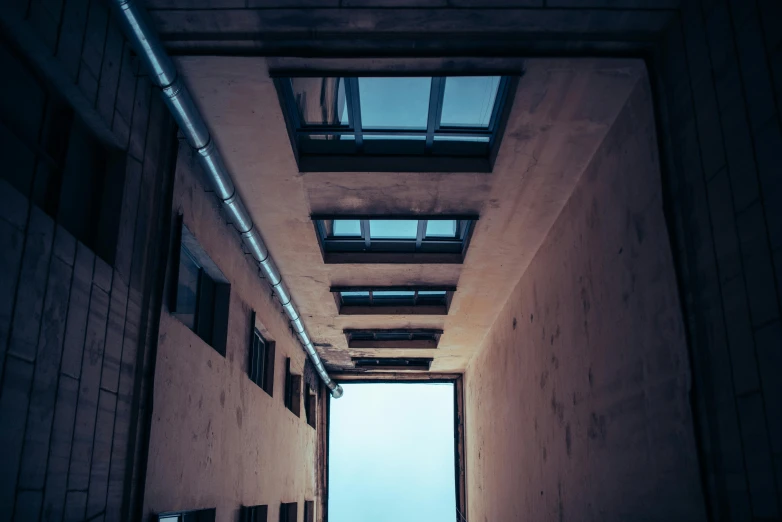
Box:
[313,216,477,264]
[275,74,517,172]
[331,286,454,315]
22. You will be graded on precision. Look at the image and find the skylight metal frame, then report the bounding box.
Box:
[330,285,456,315]
[273,73,519,172]
[312,215,478,264]
[344,329,444,349]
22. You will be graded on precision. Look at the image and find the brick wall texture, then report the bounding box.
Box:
[0,0,177,520]
[0,0,780,521]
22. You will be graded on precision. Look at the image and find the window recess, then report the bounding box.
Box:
[304,385,317,429]
[273,73,518,172]
[331,286,455,315]
[242,505,268,522]
[249,312,275,397]
[280,502,298,522]
[351,357,434,372]
[284,358,302,417]
[344,329,443,349]
[170,221,230,356]
[313,216,477,264]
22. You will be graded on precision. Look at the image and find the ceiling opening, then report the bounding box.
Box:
[328,382,459,522]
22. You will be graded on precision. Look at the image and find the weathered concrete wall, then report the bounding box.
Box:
[464,78,706,521]
[142,143,320,521]
[0,14,176,522]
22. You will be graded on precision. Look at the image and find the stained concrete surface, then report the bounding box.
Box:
[464,78,706,521]
[175,56,648,373]
[142,144,318,521]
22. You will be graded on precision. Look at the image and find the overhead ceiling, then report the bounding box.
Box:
[176,56,649,372]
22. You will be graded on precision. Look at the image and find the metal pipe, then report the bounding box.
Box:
[110,0,343,399]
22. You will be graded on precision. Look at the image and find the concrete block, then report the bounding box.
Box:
[17,256,73,491]
[113,156,142,283]
[101,273,128,393]
[0,124,36,200]
[0,179,29,231]
[754,320,781,454]
[704,3,736,79]
[752,118,782,221]
[78,65,100,108]
[8,207,55,362]
[80,0,109,80]
[128,79,151,162]
[68,285,109,491]
[0,43,47,147]
[113,45,136,127]
[691,77,726,179]
[14,490,42,522]
[111,110,131,150]
[756,0,782,52]
[0,358,33,520]
[86,391,116,519]
[96,18,125,128]
[42,375,78,522]
[60,243,95,378]
[56,0,90,81]
[736,393,779,518]
[0,216,25,380]
[27,0,61,54]
[736,203,780,327]
[706,170,742,282]
[93,256,113,293]
[63,490,87,521]
[720,275,760,395]
[718,103,759,212]
[53,226,77,267]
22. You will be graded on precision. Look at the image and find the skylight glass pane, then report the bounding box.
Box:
[341,291,370,297]
[358,77,431,130]
[291,77,349,126]
[373,291,416,298]
[440,76,501,128]
[369,220,419,239]
[425,220,458,238]
[417,291,447,296]
[433,135,490,142]
[332,220,362,237]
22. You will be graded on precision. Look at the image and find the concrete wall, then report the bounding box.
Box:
[465,78,706,521]
[142,143,321,522]
[0,10,177,522]
[653,1,782,519]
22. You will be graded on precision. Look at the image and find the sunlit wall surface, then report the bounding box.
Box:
[329,383,457,522]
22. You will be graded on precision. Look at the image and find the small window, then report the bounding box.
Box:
[344,329,442,349]
[171,222,230,356]
[274,73,517,172]
[157,508,216,522]
[313,216,477,264]
[242,505,268,522]
[352,357,434,371]
[279,502,297,522]
[304,385,316,429]
[303,501,314,522]
[249,313,275,396]
[331,286,454,315]
[284,358,301,417]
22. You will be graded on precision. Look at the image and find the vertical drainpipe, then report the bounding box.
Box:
[109,0,343,399]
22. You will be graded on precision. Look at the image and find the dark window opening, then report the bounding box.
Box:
[279,502,298,522]
[284,358,302,417]
[313,216,477,264]
[242,505,268,522]
[0,43,126,264]
[249,314,276,396]
[303,501,314,522]
[304,385,316,429]
[171,222,230,356]
[352,357,434,371]
[158,508,216,522]
[274,73,517,172]
[345,329,442,349]
[332,286,455,315]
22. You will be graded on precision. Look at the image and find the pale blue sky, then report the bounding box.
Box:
[328,383,457,522]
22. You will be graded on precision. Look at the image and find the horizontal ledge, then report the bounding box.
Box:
[297,154,493,173]
[338,305,448,316]
[313,214,477,221]
[348,340,439,349]
[331,285,457,292]
[330,372,462,382]
[323,252,464,264]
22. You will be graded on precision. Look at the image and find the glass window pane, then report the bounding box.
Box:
[373,291,416,298]
[369,220,419,239]
[433,135,490,142]
[425,220,457,238]
[358,77,432,130]
[176,246,200,330]
[340,291,370,297]
[417,290,447,296]
[363,134,426,140]
[440,76,501,128]
[332,220,362,237]
[291,77,349,126]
